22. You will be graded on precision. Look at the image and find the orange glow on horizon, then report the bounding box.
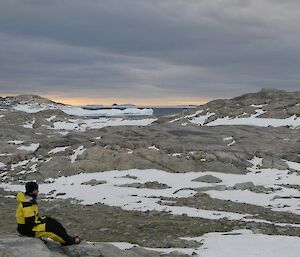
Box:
[0,93,209,106]
[45,95,209,106]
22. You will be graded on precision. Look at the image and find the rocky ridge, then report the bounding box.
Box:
[166,88,300,125]
[0,234,189,257]
[0,89,299,256]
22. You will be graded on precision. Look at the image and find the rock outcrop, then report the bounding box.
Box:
[0,234,179,257]
[167,88,300,124]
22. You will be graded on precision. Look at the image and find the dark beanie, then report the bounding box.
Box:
[25,182,39,194]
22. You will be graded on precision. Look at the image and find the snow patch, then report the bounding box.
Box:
[1,158,300,223]
[111,229,300,257]
[181,229,300,257]
[206,114,300,128]
[11,160,30,170]
[251,104,267,108]
[227,140,236,147]
[223,136,236,146]
[248,156,263,170]
[169,110,203,123]
[13,104,153,116]
[46,115,56,122]
[51,118,156,132]
[52,121,79,131]
[8,140,24,145]
[284,160,300,171]
[0,153,13,157]
[70,146,86,163]
[48,146,69,154]
[23,119,35,129]
[58,131,69,136]
[17,143,40,152]
[63,107,153,117]
[189,112,215,126]
[0,162,6,170]
[148,145,160,151]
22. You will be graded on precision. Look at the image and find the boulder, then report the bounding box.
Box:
[192,175,222,183]
[0,234,164,257]
[0,234,67,257]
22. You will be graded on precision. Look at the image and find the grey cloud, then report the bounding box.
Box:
[0,0,299,101]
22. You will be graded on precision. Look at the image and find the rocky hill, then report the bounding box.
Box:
[0,89,299,182]
[0,94,62,109]
[167,88,300,126]
[206,88,300,118]
[0,89,299,256]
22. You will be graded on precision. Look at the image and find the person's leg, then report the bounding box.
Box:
[35,231,66,244]
[44,217,75,245]
[33,217,76,245]
[33,222,66,244]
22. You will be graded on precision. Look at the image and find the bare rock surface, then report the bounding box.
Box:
[0,90,299,256]
[192,175,222,183]
[120,181,171,189]
[0,234,166,257]
[168,88,300,124]
[0,234,66,257]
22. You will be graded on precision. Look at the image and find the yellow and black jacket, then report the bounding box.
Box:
[15,192,75,245]
[16,192,45,236]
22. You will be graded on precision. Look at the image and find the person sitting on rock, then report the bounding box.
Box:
[16,181,81,246]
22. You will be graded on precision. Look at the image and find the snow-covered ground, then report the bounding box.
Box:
[1,149,299,255]
[17,143,40,152]
[223,136,236,147]
[111,229,300,257]
[206,114,300,128]
[1,158,299,226]
[23,119,35,129]
[169,110,204,123]
[148,145,160,151]
[13,103,157,131]
[13,103,153,117]
[48,146,69,154]
[7,140,24,145]
[188,108,300,128]
[189,112,215,126]
[49,117,157,132]
[70,146,86,163]
[0,162,6,170]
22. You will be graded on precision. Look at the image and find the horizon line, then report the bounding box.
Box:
[0,93,210,106]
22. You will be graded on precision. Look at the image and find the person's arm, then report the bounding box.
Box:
[22,203,36,229]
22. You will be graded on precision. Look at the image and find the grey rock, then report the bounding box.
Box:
[0,235,67,257]
[192,175,222,183]
[0,235,164,257]
[233,182,255,190]
[120,181,171,189]
[81,179,107,186]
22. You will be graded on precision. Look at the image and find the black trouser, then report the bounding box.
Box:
[18,217,75,245]
[44,217,75,245]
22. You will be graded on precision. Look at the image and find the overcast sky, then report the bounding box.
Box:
[0,0,299,105]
